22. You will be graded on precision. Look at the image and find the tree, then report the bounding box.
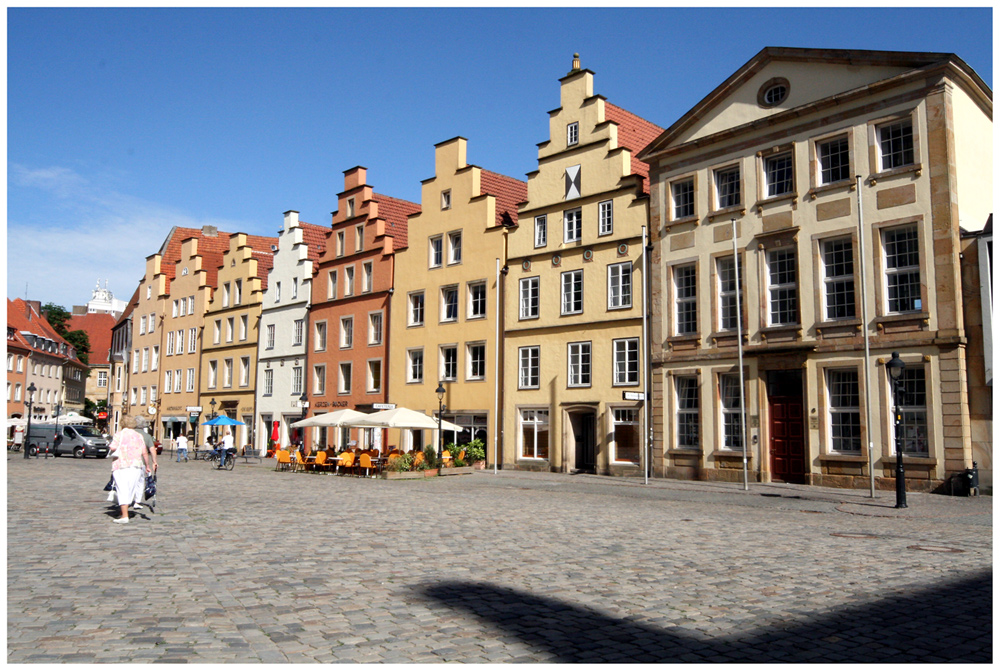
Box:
[41,302,71,335]
[40,302,90,366]
[65,330,91,367]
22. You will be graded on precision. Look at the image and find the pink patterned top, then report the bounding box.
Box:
[110,428,146,471]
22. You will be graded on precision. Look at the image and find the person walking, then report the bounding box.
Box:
[108,414,151,524]
[132,417,158,510]
[176,433,189,462]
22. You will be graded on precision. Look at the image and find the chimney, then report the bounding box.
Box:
[202,225,218,237]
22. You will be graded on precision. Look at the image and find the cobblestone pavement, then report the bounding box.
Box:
[7,453,991,663]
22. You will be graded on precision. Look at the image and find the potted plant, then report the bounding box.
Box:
[382,452,422,479]
[466,439,486,470]
[420,446,439,477]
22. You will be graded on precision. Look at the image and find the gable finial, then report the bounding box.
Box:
[571,53,580,73]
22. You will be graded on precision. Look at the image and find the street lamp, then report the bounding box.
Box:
[299,392,309,452]
[886,352,907,509]
[435,382,446,468]
[209,398,217,446]
[24,383,36,459]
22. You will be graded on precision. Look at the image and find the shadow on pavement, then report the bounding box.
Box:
[420,571,991,662]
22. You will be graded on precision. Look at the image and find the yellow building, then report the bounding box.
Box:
[198,232,275,448]
[502,55,662,475]
[130,255,169,433]
[388,137,525,461]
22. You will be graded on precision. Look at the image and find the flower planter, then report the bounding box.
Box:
[473,461,487,470]
[422,469,439,477]
[381,471,424,480]
[439,466,474,476]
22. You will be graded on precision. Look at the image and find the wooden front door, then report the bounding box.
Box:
[769,397,805,484]
[571,411,597,473]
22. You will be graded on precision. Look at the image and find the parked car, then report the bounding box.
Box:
[24,423,110,458]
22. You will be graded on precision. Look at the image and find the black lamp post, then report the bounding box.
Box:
[435,382,446,467]
[299,392,309,451]
[886,352,907,509]
[209,398,217,445]
[24,383,36,459]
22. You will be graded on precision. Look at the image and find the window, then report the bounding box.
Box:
[611,409,640,464]
[409,292,425,326]
[344,266,355,296]
[188,296,194,314]
[14,383,22,401]
[407,349,424,383]
[561,270,583,315]
[883,226,921,313]
[164,370,173,394]
[240,356,250,387]
[766,248,798,326]
[567,122,579,146]
[520,409,549,459]
[176,330,185,354]
[97,370,108,388]
[894,367,928,456]
[208,360,218,388]
[441,189,451,210]
[608,262,632,309]
[563,208,582,243]
[266,324,275,349]
[291,278,298,300]
[313,365,326,395]
[534,215,547,248]
[467,343,486,380]
[567,342,591,387]
[355,224,364,252]
[520,277,539,320]
[179,299,186,317]
[827,369,861,453]
[598,200,613,236]
[338,318,351,349]
[441,345,458,381]
[448,232,462,264]
[336,231,345,257]
[141,347,149,372]
[223,358,233,387]
[187,368,195,392]
[131,387,137,404]
[719,374,743,450]
[275,281,281,303]
[519,346,540,389]
[674,264,697,335]
[146,285,151,299]
[717,256,743,331]
[714,165,741,209]
[672,178,695,219]
[139,315,146,335]
[328,270,338,300]
[166,330,175,356]
[223,282,231,307]
[172,300,178,318]
[429,235,443,268]
[676,376,699,449]
[468,282,487,319]
[240,315,248,341]
[226,317,234,343]
[313,319,330,352]
[263,368,273,396]
[140,387,147,405]
[213,320,221,344]
[818,136,850,185]
[369,312,383,345]
[148,314,155,333]
[441,286,459,323]
[613,338,639,386]
[763,151,793,197]
[293,319,304,346]
[16,356,23,372]
[761,81,788,106]
[338,363,352,394]
[367,360,382,393]
[346,198,355,218]
[878,119,914,171]
[234,280,242,305]
[822,238,855,320]
[362,261,373,293]
[291,366,303,395]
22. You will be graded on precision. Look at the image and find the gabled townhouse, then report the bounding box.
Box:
[388,138,525,460]
[6,323,31,420]
[256,210,328,455]
[502,55,663,475]
[637,48,992,492]
[303,167,418,453]
[130,254,169,431]
[198,232,276,448]
[108,288,138,434]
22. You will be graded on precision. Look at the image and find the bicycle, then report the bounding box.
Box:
[207,448,236,471]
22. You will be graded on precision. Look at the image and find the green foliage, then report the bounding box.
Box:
[389,453,414,472]
[41,303,71,335]
[453,457,467,467]
[465,439,486,463]
[64,329,91,366]
[423,445,439,469]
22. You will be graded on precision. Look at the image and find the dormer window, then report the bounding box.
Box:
[567,122,579,146]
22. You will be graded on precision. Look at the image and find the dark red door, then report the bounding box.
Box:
[769,397,805,484]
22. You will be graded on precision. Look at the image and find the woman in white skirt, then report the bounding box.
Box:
[108,414,151,524]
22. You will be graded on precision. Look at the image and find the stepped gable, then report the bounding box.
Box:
[604,102,664,194]
[244,233,278,291]
[165,227,231,290]
[299,222,330,264]
[66,313,116,365]
[480,170,528,228]
[372,192,420,250]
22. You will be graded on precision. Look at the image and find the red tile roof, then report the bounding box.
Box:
[372,192,420,250]
[66,313,116,365]
[480,170,528,228]
[7,298,80,363]
[114,287,140,328]
[299,222,330,265]
[604,102,664,194]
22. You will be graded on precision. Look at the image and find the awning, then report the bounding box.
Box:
[160,416,188,423]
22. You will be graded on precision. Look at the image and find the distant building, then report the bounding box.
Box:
[72,279,128,318]
[65,311,116,423]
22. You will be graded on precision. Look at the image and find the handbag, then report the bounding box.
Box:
[103,475,115,492]
[144,472,157,501]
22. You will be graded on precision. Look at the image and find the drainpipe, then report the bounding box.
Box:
[857,175,876,499]
[732,218,749,492]
[493,258,502,475]
[642,225,651,485]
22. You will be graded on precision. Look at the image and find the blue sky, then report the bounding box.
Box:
[7,7,993,311]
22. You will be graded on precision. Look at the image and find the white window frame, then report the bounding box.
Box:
[223,358,233,388]
[719,373,743,451]
[234,279,242,305]
[240,314,248,341]
[466,342,486,381]
[608,262,632,310]
[409,291,425,327]
[213,319,221,344]
[355,224,364,252]
[675,376,699,449]
[313,364,326,395]
[186,368,195,392]
[468,281,487,320]
[519,408,550,460]
[291,366,303,395]
[714,164,741,210]
[610,407,640,464]
[561,270,583,315]
[367,359,382,393]
[563,208,582,243]
[441,189,451,210]
[822,237,856,321]
[598,200,613,236]
[447,231,462,265]
[266,324,275,349]
[338,362,352,395]
[671,177,695,220]
[674,264,697,335]
[534,215,547,248]
[882,225,922,314]
[877,118,915,172]
[208,360,218,388]
[827,368,862,454]
[328,270,338,300]
[344,266,355,296]
[440,285,459,323]
[762,150,794,198]
[817,135,851,185]
[566,122,579,147]
[338,318,351,350]
[440,345,458,382]
[518,346,540,390]
[368,311,383,346]
[766,247,798,326]
[315,320,329,351]
[520,276,539,320]
[336,231,345,257]
[612,338,639,386]
[429,235,443,268]
[166,330,175,356]
[293,319,304,347]
[567,341,592,388]
[407,348,424,384]
[223,282,231,308]
[240,356,250,387]
[263,368,274,396]
[362,261,373,293]
[226,317,234,343]
[717,256,742,332]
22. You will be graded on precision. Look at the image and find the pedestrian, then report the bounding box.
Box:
[176,433,189,462]
[132,417,158,510]
[108,414,151,524]
[221,429,234,465]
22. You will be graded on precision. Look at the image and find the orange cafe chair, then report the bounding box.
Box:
[293,451,308,472]
[338,451,354,476]
[275,450,291,472]
[313,451,330,474]
[359,453,377,478]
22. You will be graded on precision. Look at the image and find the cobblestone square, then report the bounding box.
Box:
[7,454,991,663]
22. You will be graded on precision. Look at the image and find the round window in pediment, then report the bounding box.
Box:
[757,77,790,108]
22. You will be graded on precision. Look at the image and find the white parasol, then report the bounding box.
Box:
[290,408,368,428]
